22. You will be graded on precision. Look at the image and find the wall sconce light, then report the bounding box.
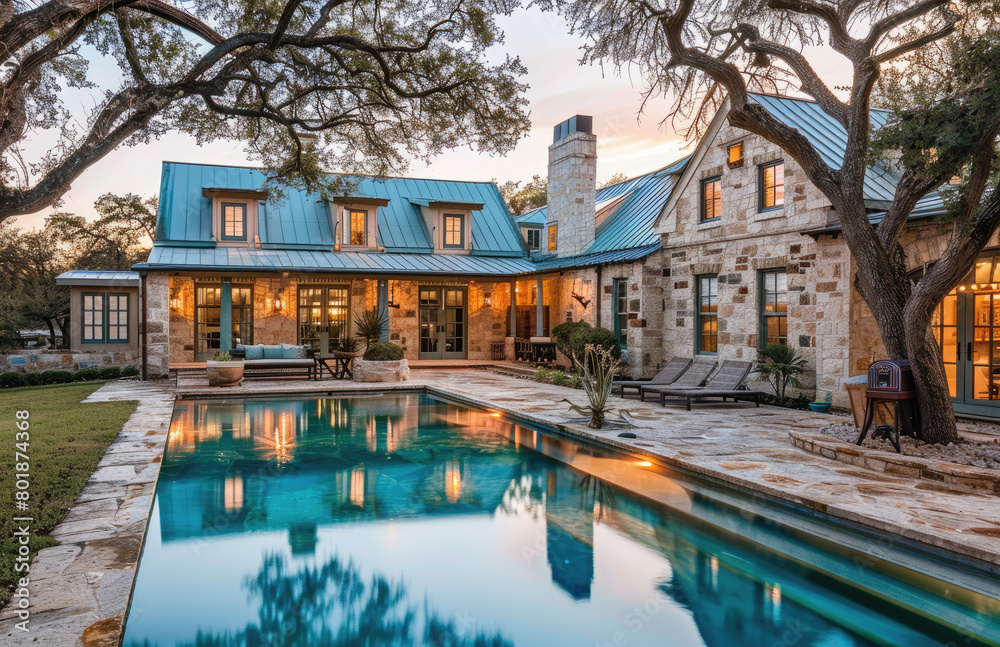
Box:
[387,282,401,309]
[484,292,492,307]
[169,297,182,311]
[274,297,284,311]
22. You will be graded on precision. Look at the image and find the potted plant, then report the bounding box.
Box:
[752,343,807,406]
[809,390,833,414]
[206,351,244,387]
[351,308,409,382]
[331,336,362,359]
[565,344,622,429]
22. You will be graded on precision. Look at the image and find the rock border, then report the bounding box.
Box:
[789,431,1000,493]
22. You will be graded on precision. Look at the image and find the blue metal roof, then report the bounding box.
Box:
[56,270,141,286]
[513,156,689,257]
[805,190,946,235]
[135,245,535,276]
[529,243,663,272]
[749,94,900,208]
[156,162,526,256]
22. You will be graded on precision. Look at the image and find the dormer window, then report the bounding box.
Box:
[526,229,540,250]
[444,214,465,248]
[347,209,367,246]
[222,203,247,241]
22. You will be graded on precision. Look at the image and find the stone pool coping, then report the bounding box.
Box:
[5,371,1000,646]
[789,431,1000,493]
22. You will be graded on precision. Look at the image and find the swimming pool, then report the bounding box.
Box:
[122,392,1000,646]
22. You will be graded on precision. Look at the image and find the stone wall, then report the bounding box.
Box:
[146,272,171,378]
[0,349,141,373]
[547,130,597,256]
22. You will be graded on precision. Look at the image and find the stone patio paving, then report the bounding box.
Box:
[4,369,1000,646]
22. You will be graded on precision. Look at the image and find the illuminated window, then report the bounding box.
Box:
[82,293,129,343]
[701,177,721,222]
[297,285,350,354]
[444,214,464,248]
[759,270,787,347]
[221,203,247,241]
[727,142,744,167]
[548,224,557,252]
[696,275,718,354]
[759,161,784,211]
[347,209,367,246]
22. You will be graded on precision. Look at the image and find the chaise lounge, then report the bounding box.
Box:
[231,344,316,379]
[612,356,692,397]
[638,357,717,401]
[645,359,764,410]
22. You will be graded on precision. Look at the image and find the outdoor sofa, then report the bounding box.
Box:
[643,359,765,410]
[231,343,315,379]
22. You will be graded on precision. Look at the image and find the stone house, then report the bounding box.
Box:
[52,115,689,380]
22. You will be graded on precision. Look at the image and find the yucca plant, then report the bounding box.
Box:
[752,343,807,403]
[354,307,388,350]
[567,344,623,429]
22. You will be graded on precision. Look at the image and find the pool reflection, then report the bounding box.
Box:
[122,393,1000,647]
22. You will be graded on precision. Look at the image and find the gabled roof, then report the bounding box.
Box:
[56,270,140,286]
[749,94,900,208]
[513,155,689,258]
[805,189,947,236]
[155,162,526,256]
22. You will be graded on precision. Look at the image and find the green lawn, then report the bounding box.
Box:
[0,382,138,605]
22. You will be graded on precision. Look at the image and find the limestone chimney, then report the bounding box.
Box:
[546,115,596,256]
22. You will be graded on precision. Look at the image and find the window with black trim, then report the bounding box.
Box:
[696,275,718,354]
[548,224,557,252]
[221,203,247,241]
[444,214,465,248]
[701,177,721,222]
[82,293,129,343]
[759,161,784,211]
[298,285,350,354]
[759,270,788,347]
[347,209,367,246]
[615,278,628,348]
[526,228,540,250]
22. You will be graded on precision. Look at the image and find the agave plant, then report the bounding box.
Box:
[353,307,388,349]
[752,343,807,403]
[566,344,623,429]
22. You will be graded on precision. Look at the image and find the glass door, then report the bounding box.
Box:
[195,285,253,361]
[419,286,467,359]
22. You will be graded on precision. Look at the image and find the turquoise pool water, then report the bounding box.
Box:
[122,393,1000,647]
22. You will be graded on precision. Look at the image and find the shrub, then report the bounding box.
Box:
[354,308,388,348]
[752,343,807,403]
[551,370,569,386]
[98,366,122,380]
[571,326,621,360]
[0,372,25,389]
[122,366,140,378]
[0,324,21,352]
[551,320,591,361]
[567,345,624,429]
[568,375,584,390]
[42,369,74,384]
[363,342,405,361]
[73,367,100,382]
[213,352,233,361]
[23,372,44,386]
[534,367,552,383]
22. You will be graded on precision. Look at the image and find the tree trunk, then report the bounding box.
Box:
[43,317,58,349]
[56,315,70,349]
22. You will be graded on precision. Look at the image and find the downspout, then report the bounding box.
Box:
[140,271,148,381]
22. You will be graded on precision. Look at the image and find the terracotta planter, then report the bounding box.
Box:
[206,360,244,387]
[332,350,363,360]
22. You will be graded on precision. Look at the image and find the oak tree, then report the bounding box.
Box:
[548,0,1000,443]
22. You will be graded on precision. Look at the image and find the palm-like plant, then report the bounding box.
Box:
[752,343,807,402]
[353,308,388,350]
[567,344,622,429]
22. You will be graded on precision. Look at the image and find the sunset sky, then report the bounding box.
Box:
[12,6,849,230]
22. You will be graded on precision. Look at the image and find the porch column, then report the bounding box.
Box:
[509,278,517,337]
[220,277,233,353]
[377,279,389,342]
[536,277,544,338]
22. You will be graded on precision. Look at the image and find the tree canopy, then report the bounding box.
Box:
[0,0,531,223]
[500,173,547,216]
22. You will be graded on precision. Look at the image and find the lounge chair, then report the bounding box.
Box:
[638,357,717,401]
[647,359,764,410]
[613,356,692,397]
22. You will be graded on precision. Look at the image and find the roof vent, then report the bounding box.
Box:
[553,115,593,144]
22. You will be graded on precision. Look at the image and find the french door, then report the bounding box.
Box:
[194,285,253,361]
[934,254,1000,417]
[418,286,467,359]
